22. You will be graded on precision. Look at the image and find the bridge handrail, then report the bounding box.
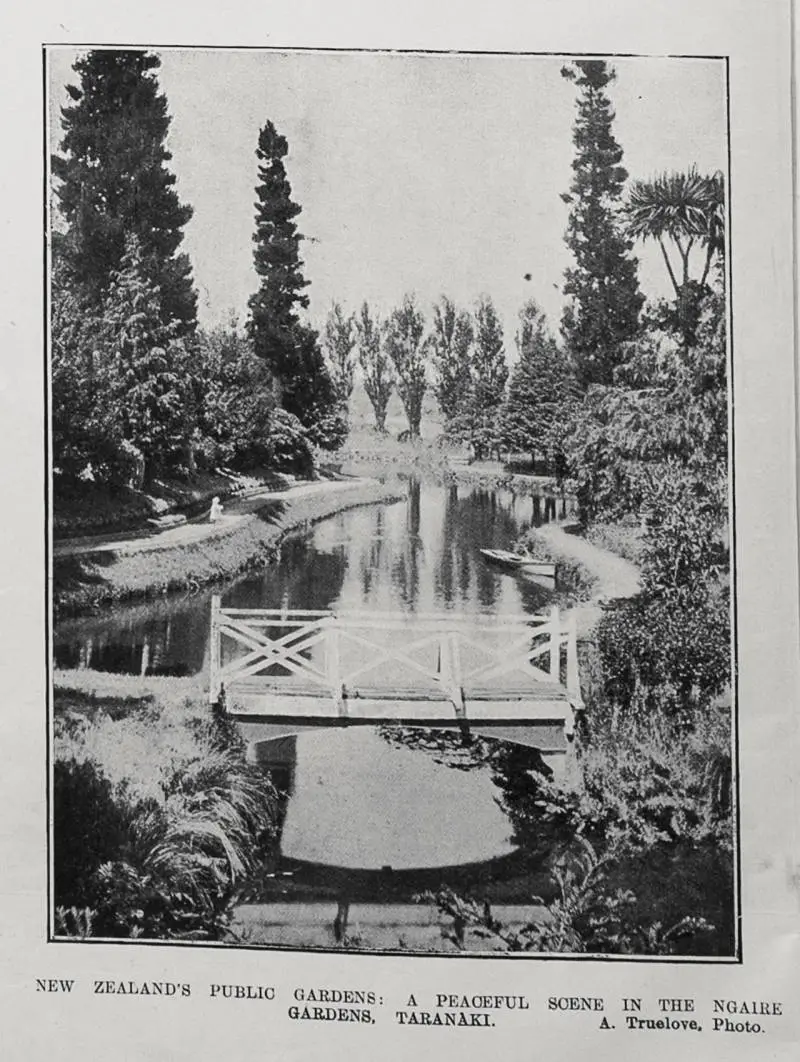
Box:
[217,607,553,626]
[209,597,583,714]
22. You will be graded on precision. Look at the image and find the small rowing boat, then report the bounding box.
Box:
[479,549,556,577]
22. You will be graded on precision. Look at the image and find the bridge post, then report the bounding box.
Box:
[438,631,470,743]
[565,610,583,738]
[549,605,561,682]
[209,595,221,705]
[448,631,471,744]
[326,622,346,718]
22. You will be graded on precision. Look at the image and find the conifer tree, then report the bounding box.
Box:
[384,295,428,439]
[52,50,197,332]
[100,234,190,482]
[560,60,644,384]
[430,296,473,424]
[355,302,394,433]
[247,120,338,434]
[500,301,577,472]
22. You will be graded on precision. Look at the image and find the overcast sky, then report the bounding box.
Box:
[47,48,727,343]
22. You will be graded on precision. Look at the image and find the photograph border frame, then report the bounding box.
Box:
[43,42,740,965]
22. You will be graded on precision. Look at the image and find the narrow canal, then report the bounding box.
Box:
[55,477,579,944]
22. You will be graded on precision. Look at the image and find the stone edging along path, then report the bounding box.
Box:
[53,477,402,618]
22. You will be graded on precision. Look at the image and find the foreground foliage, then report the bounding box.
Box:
[54,695,277,941]
[423,700,732,955]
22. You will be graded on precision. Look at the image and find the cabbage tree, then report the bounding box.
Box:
[626,168,724,293]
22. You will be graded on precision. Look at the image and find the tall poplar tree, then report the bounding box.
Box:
[356,302,394,433]
[52,50,197,332]
[247,120,337,432]
[448,295,507,459]
[560,60,644,385]
[323,301,357,404]
[430,296,473,424]
[384,295,428,439]
[471,295,508,413]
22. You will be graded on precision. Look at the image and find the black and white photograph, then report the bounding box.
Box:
[47,45,735,958]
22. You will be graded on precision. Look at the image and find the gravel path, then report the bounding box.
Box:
[536,523,641,634]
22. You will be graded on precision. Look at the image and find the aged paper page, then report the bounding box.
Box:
[1,1,798,1059]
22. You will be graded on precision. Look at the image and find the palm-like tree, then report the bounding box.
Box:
[625,168,725,296]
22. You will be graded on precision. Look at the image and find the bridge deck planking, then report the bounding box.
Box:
[222,676,569,699]
[225,690,571,724]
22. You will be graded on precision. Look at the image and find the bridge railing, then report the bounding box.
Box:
[209,598,583,714]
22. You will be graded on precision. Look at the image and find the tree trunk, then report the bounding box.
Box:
[131,448,146,491]
[183,438,197,474]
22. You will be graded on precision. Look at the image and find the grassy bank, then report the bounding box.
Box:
[54,479,402,619]
[335,430,449,478]
[336,396,567,498]
[513,520,635,753]
[516,529,598,609]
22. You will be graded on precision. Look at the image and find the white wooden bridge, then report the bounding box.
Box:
[209,597,584,745]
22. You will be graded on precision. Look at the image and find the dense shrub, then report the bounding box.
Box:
[563,292,727,525]
[53,758,132,909]
[418,693,732,956]
[304,407,349,453]
[595,589,730,726]
[638,461,728,594]
[574,707,733,853]
[263,408,315,477]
